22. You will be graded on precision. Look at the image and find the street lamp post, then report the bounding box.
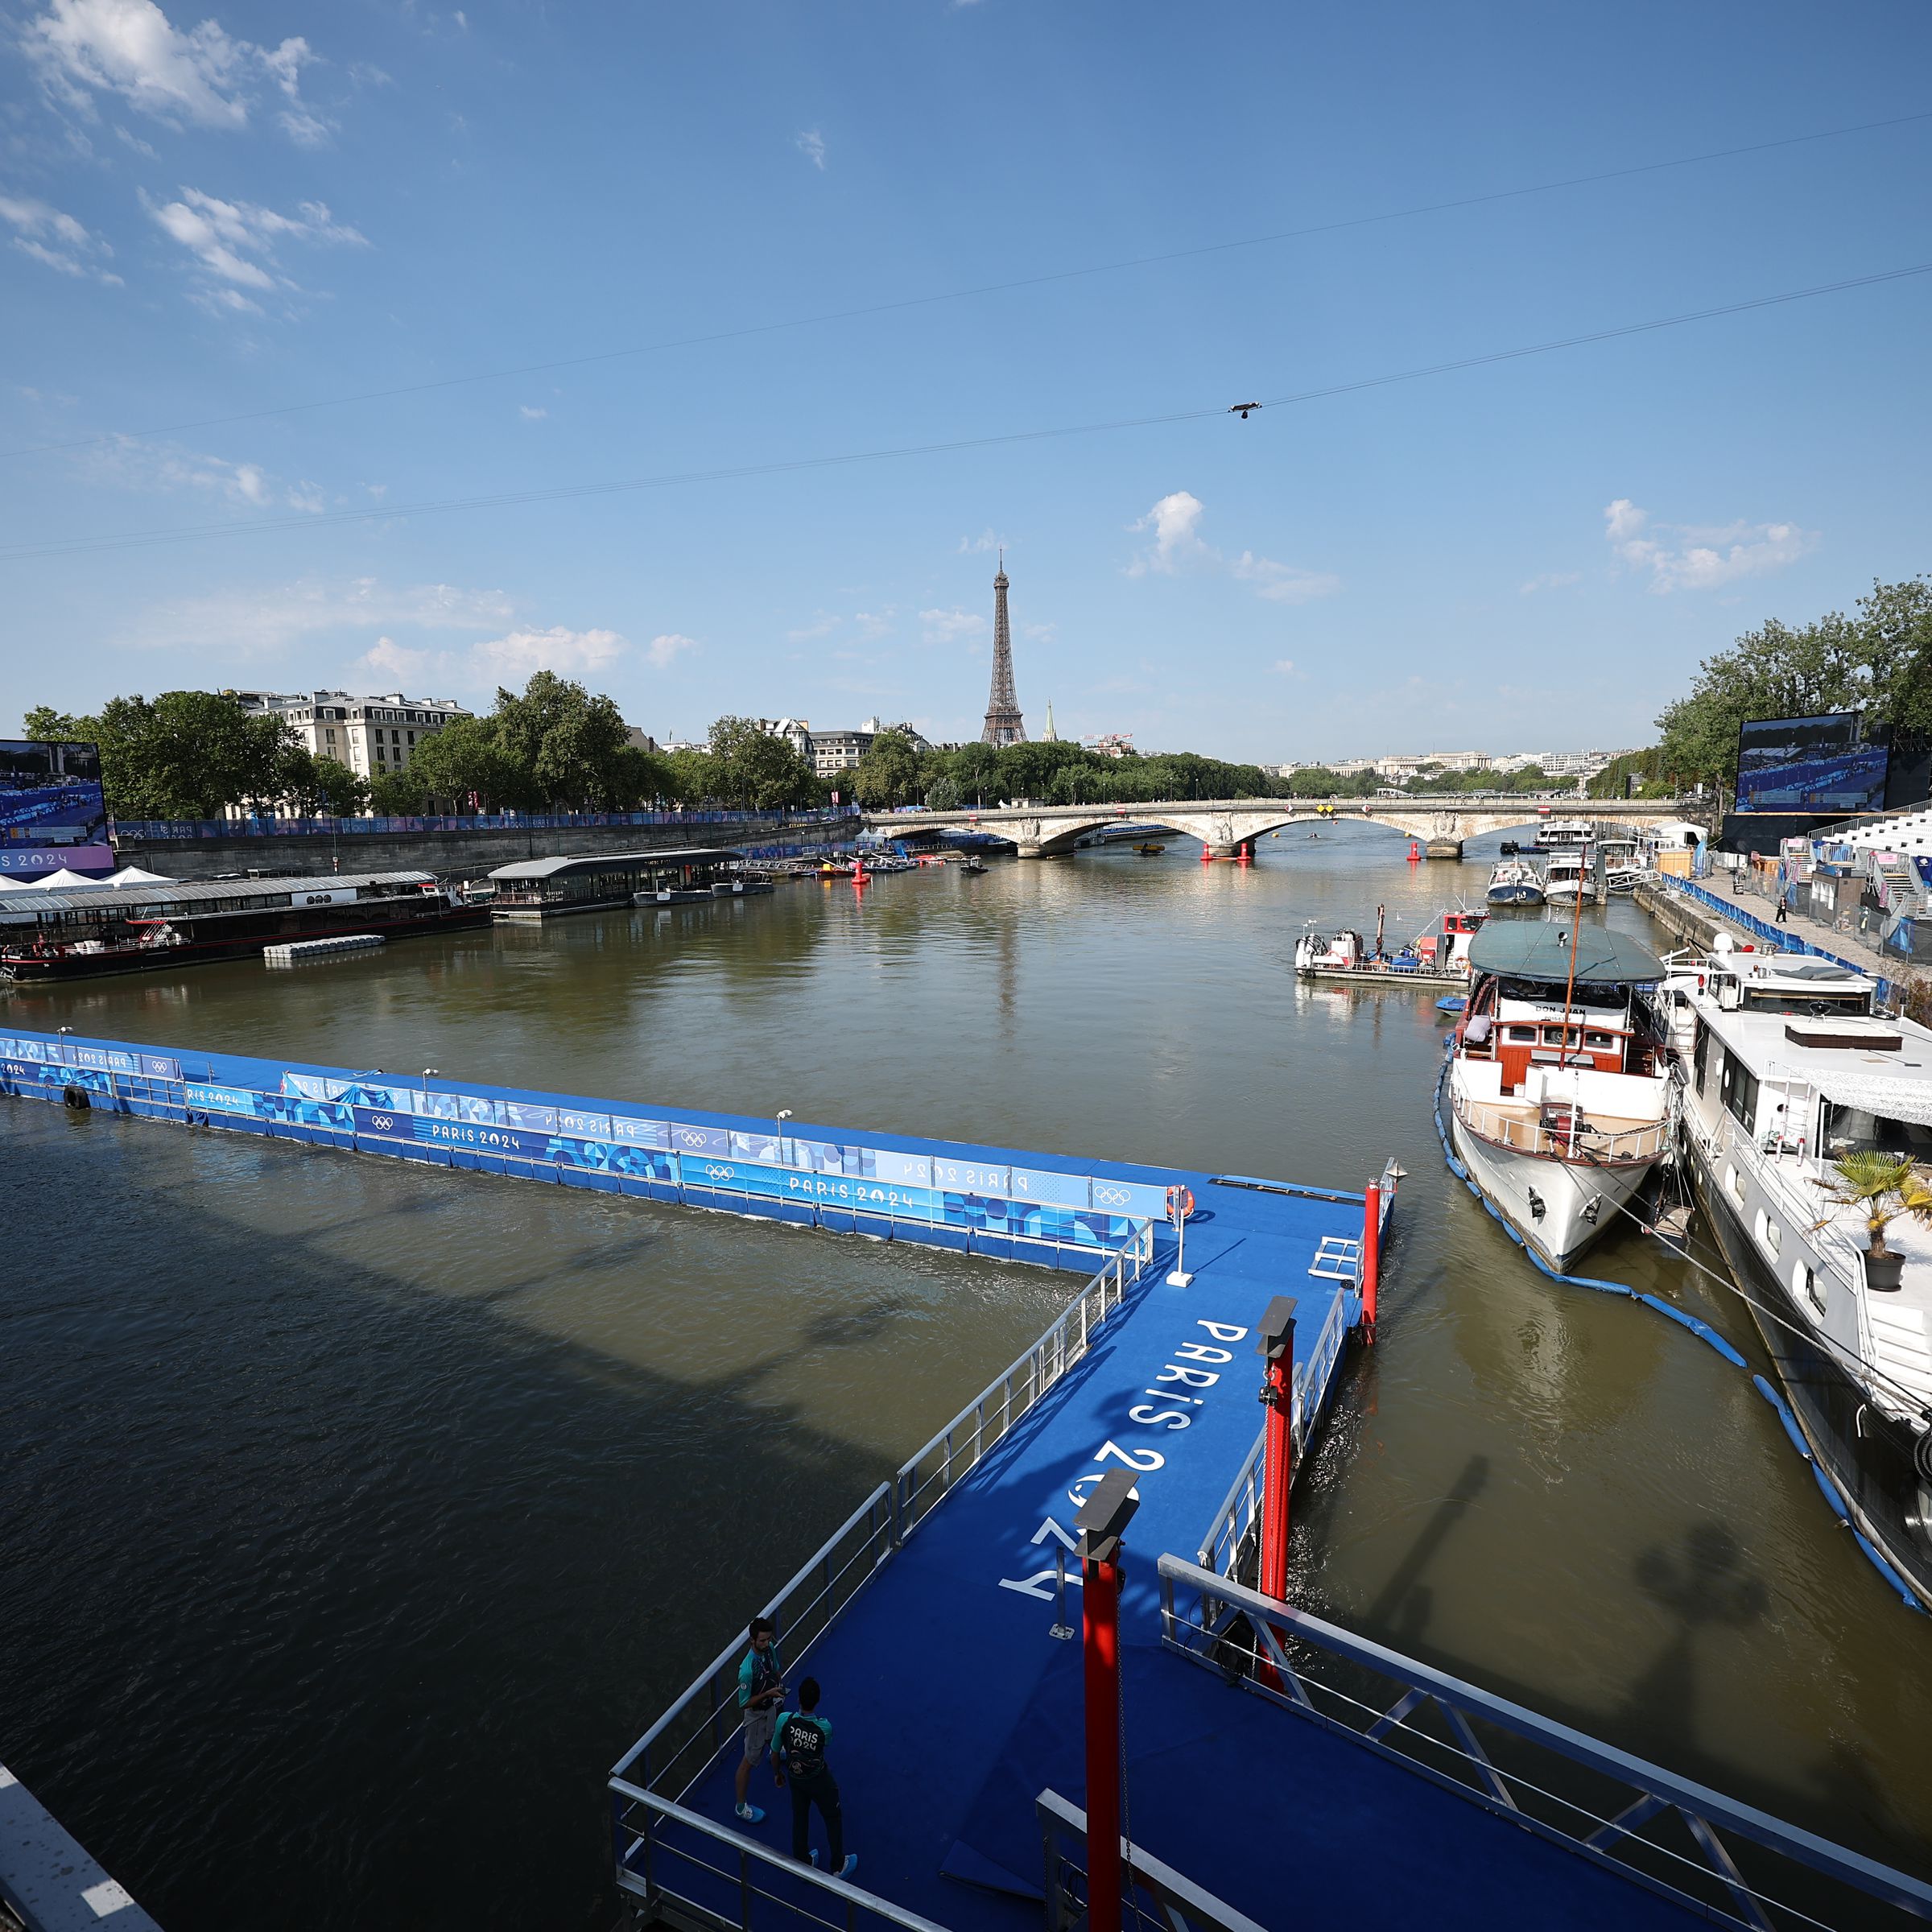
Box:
[421,1067,439,1101]
[776,1107,793,1165]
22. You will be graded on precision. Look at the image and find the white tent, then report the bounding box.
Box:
[104,865,178,886]
[23,867,104,889]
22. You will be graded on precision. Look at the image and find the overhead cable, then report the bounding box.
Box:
[2,259,1927,564]
[2,106,1927,463]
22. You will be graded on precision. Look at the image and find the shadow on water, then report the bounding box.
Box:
[1361,1454,1492,1652]
[0,1105,1037,1932]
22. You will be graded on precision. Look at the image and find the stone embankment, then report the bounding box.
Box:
[1632,880,1722,952]
[114,814,859,883]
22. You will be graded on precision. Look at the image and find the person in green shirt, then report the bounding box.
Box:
[733,1616,785,1823]
[770,1678,856,1877]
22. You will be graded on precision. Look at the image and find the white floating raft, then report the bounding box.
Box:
[264,933,386,963]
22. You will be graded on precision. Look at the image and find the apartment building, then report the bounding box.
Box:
[230,688,473,781]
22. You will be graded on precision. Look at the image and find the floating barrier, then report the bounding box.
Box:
[1,1026,1184,1276]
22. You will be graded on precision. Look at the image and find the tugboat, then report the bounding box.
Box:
[1485,858,1545,906]
[1445,918,1672,1269]
[1670,943,1932,1608]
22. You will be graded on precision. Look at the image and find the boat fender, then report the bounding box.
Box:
[61,1082,89,1110]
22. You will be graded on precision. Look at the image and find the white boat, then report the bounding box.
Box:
[1543,852,1599,905]
[1486,859,1544,906]
[1534,818,1594,849]
[1669,943,1932,1608]
[1446,922,1673,1270]
[1596,836,1645,894]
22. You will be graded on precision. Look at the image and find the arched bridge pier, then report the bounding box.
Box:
[862,799,1697,861]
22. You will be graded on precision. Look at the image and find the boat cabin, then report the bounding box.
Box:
[488,848,745,920]
[1456,924,1667,1090]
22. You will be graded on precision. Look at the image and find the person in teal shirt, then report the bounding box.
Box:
[770,1677,856,1877]
[733,1616,784,1823]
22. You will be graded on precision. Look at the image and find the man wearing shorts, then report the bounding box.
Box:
[733,1616,784,1823]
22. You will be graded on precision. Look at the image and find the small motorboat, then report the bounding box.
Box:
[1134,842,1166,856]
[1486,859,1544,906]
[958,859,988,875]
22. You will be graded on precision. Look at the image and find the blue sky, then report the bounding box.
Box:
[2,0,1927,760]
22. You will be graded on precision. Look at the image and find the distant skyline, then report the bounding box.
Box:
[2,2,1928,759]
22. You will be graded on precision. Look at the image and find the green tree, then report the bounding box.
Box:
[851,729,924,807]
[406,716,536,812]
[706,716,822,808]
[282,750,370,816]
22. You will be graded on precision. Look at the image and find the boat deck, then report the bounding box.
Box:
[633,1179,1703,1932]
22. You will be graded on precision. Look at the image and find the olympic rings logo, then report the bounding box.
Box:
[703,1162,737,1181]
[676,1129,710,1147]
[1094,1186,1130,1207]
[370,1113,394,1131]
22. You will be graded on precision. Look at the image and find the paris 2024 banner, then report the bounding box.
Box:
[0,740,113,881]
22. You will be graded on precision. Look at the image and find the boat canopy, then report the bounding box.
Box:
[1803,1066,1932,1128]
[487,847,742,881]
[1468,923,1666,985]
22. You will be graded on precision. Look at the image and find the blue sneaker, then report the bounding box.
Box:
[837,1856,858,1879]
[734,1802,765,1824]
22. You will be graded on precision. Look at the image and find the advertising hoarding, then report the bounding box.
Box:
[0,740,112,878]
[1734,712,1889,814]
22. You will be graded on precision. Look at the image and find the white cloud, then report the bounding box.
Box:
[786,613,840,642]
[1271,658,1298,676]
[124,575,518,655]
[921,607,985,646]
[81,431,331,509]
[1604,497,1817,594]
[0,190,121,283]
[470,625,628,682]
[1129,491,1340,605]
[518,404,547,419]
[646,632,696,669]
[957,528,1000,554]
[24,0,328,142]
[1519,571,1582,596]
[145,185,365,311]
[796,127,826,170]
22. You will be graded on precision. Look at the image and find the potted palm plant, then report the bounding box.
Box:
[1812,1152,1932,1292]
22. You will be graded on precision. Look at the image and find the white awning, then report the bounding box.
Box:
[22,867,103,889]
[1807,1066,1932,1129]
[104,865,178,886]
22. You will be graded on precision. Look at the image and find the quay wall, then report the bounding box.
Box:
[0,1026,1179,1271]
[111,813,860,882]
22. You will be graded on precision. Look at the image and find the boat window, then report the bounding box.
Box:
[1583,1030,1616,1050]
[1693,1018,1712,1096]
[1719,1051,1759,1133]
[1754,1210,1781,1257]
[1724,1163,1746,1204]
[1506,1026,1536,1043]
[1822,1103,1932,1162]
[1542,1026,1582,1048]
[1795,1261,1824,1315]
[1742,989,1872,1016]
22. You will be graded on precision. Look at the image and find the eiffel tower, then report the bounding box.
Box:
[980,551,1026,745]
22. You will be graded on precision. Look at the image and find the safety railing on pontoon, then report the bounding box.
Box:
[1035,1789,1269,1932]
[609,1218,1157,1929]
[1156,1553,1932,1931]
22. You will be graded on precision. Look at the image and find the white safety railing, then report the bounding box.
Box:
[1453,1091,1670,1163]
[1157,1554,1932,1931]
[609,1220,1157,1930]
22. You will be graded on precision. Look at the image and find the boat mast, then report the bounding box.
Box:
[1555,879,1584,1070]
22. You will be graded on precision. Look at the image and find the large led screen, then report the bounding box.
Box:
[1735,713,1889,814]
[0,740,113,880]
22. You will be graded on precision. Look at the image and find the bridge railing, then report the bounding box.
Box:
[608,1219,1156,1930]
[1156,1552,1932,1930]
[111,807,854,840]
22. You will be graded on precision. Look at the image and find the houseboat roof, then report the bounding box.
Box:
[488,847,744,881]
[1468,922,1666,985]
[0,870,437,922]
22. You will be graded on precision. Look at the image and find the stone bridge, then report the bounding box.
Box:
[862,797,1699,861]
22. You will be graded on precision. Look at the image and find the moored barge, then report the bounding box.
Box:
[0,870,486,982]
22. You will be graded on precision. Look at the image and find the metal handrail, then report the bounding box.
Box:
[609,1218,1157,1929]
[1453,1090,1670,1162]
[1156,1553,1932,1926]
[613,1789,952,1932]
[1035,1789,1269,1932]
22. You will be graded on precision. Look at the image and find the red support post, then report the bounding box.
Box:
[1360,1181,1381,1343]
[1256,1297,1298,1604]
[1081,1548,1123,1932]
[1074,1469,1138,1932]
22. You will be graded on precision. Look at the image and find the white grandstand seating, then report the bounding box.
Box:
[1831,803,1932,855]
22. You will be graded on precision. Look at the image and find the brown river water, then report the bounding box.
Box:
[3,824,1927,1929]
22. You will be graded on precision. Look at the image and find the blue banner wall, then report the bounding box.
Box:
[0,1026,1198,1269]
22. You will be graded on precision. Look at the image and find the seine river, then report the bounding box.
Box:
[4,825,1929,1929]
